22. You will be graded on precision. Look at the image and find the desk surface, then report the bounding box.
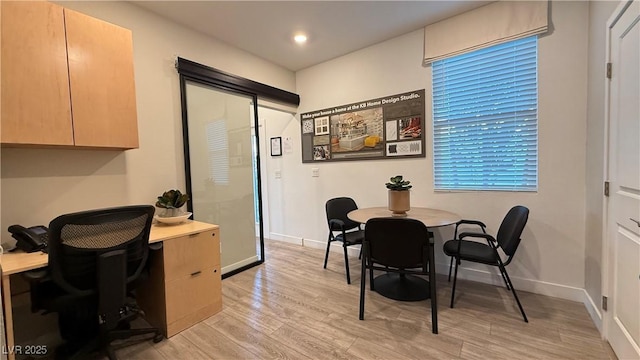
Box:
[0,220,218,276]
[348,207,461,228]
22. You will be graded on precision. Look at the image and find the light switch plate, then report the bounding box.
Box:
[312,168,319,177]
[275,170,282,179]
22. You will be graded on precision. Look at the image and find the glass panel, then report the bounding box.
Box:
[184,80,262,274]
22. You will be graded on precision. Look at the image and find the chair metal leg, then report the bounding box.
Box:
[343,244,351,284]
[358,245,362,260]
[428,250,438,334]
[359,245,367,320]
[447,256,454,282]
[450,258,460,308]
[369,257,375,290]
[500,264,528,322]
[498,265,511,290]
[323,235,332,269]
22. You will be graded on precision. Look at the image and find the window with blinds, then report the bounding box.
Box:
[206,120,229,185]
[432,36,538,191]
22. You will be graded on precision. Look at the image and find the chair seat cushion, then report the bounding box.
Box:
[335,229,365,245]
[443,240,498,265]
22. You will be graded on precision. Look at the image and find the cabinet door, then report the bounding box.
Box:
[1,1,73,146]
[64,9,139,149]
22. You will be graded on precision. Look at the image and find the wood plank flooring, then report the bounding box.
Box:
[25,239,616,359]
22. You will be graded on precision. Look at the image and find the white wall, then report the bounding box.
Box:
[585,1,619,329]
[271,1,591,300]
[0,1,295,245]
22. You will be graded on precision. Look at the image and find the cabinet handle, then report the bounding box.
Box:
[189,233,199,237]
[211,232,216,237]
[213,269,217,273]
[190,270,202,276]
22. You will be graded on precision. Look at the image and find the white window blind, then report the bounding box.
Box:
[432,36,538,191]
[206,120,229,185]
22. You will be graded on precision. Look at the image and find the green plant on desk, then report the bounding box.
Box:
[156,189,189,217]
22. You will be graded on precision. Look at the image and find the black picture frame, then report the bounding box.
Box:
[270,137,282,156]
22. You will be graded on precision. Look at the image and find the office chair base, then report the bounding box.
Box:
[57,327,162,360]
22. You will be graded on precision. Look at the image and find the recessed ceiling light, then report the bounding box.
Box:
[294,34,307,44]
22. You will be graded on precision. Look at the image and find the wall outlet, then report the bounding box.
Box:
[275,170,282,179]
[312,168,319,177]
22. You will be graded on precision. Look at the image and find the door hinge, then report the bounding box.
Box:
[602,296,608,311]
[606,63,612,79]
[604,181,610,197]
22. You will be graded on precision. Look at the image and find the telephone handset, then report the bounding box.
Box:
[8,225,49,253]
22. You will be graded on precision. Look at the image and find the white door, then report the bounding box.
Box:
[605,1,640,359]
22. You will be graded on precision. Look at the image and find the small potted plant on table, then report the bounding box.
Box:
[156,189,190,218]
[386,175,412,217]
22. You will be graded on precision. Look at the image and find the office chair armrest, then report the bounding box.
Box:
[458,232,496,243]
[22,269,50,282]
[456,219,487,231]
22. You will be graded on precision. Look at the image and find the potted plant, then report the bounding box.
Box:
[386,175,411,217]
[156,189,190,217]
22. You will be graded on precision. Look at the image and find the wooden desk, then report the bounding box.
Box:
[348,207,460,301]
[0,220,220,359]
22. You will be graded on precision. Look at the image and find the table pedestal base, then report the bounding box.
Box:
[373,273,430,301]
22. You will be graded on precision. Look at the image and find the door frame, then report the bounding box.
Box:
[601,0,638,350]
[176,58,300,278]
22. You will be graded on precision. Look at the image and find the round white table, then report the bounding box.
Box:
[347,206,461,301]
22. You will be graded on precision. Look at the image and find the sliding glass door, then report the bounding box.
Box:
[182,79,263,276]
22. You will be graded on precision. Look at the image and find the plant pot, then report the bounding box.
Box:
[160,207,183,218]
[388,190,410,217]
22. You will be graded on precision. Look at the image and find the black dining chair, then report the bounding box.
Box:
[324,197,365,284]
[443,205,529,322]
[359,217,437,334]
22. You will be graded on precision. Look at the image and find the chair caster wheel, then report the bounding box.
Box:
[153,333,164,343]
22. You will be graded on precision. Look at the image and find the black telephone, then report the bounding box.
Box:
[8,224,49,253]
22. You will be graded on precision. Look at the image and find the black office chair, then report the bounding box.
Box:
[443,205,529,322]
[359,218,438,334]
[24,205,163,359]
[323,197,365,284]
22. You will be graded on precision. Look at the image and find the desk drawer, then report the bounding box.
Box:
[165,266,221,332]
[163,230,219,281]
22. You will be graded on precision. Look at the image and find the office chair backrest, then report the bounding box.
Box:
[47,205,155,295]
[364,218,430,269]
[496,205,529,256]
[326,197,361,231]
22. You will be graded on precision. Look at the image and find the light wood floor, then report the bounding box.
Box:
[26,239,616,359]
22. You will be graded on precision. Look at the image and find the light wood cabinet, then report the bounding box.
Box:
[0,1,139,149]
[138,229,222,338]
[0,1,73,146]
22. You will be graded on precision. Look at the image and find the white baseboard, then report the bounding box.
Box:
[583,290,603,333]
[303,238,361,256]
[268,232,303,245]
[222,255,259,275]
[434,262,586,302]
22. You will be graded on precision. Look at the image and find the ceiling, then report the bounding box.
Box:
[132,1,491,72]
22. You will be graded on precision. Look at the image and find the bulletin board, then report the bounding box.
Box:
[300,89,425,163]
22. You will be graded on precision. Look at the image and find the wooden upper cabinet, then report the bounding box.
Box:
[1,1,74,146]
[65,9,139,149]
[0,2,139,149]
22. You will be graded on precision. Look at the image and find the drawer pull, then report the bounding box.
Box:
[190,270,202,276]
